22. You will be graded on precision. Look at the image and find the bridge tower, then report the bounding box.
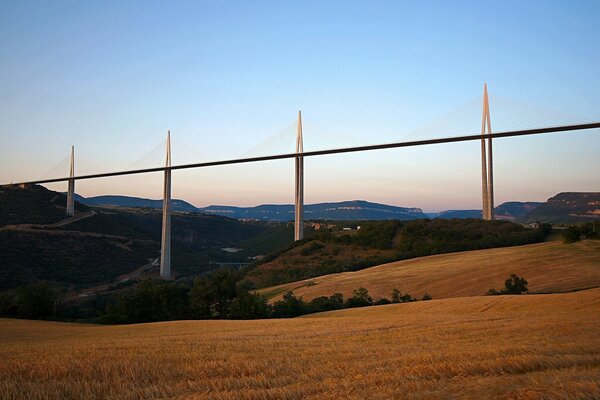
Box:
[480,83,494,220]
[66,146,75,217]
[294,111,304,241]
[160,131,172,279]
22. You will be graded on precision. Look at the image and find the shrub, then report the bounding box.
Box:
[373,298,391,305]
[504,274,528,294]
[421,293,432,301]
[487,274,528,296]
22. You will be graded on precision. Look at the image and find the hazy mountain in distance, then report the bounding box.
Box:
[73,192,600,223]
[76,196,427,221]
[523,193,600,223]
[201,201,427,221]
[75,194,198,213]
[495,202,544,221]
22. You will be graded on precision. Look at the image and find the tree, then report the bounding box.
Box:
[391,288,402,303]
[15,282,56,319]
[504,274,528,295]
[309,294,345,313]
[273,291,306,317]
[0,292,16,317]
[228,291,271,319]
[562,226,581,243]
[346,287,373,307]
[421,293,432,301]
[101,280,190,324]
[190,268,239,319]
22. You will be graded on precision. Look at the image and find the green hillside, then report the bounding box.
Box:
[243,218,551,288]
[0,185,88,226]
[0,186,292,290]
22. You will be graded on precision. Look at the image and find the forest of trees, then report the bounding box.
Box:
[0,268,430,324]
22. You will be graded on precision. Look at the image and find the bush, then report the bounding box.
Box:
[504,274,528,294]
[373,298,391,305]
[300,241,324,256]
[391,289,416,303]
[487,274,528,296]
[421,293,432,301]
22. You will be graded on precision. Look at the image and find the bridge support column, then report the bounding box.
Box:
[294,111,304,241]
[160,131,172,279]
[66,146,75,217]
[481,83,494,220]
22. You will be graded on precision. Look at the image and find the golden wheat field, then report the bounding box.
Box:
[260,240,600,302]
[2,288,600,399]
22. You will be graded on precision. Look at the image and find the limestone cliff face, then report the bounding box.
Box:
[523,192,600,223]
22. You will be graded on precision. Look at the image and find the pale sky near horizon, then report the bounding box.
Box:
[1,1,599,212]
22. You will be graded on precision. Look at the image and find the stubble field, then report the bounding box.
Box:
[2,287,600,399]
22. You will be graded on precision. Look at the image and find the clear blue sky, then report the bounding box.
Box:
[1,1,599,211]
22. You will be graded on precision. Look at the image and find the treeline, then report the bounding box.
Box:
[0,269,429,324]
[327,219,551,254]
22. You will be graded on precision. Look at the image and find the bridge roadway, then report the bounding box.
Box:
[3,122,600,187]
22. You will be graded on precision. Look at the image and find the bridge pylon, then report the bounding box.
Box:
[294,111,304,241]
[66,146,75,217]
[481,83,494,220]
[160,131,172,279]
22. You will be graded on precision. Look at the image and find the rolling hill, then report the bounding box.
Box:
[245,219,549,289]
[0,185,291,290]
[2,287,599,399]
[259,240,600,302]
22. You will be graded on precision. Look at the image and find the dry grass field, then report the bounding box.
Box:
[2,288,600,399]
[260,240,600,302]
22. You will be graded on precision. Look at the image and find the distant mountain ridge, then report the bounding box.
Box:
[74,192,600,223]
[74,194,198,213]
[76,195,427,221]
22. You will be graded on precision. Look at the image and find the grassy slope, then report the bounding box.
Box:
[259,240,600,302]
[1,288,600,399]
[245,219,547,289]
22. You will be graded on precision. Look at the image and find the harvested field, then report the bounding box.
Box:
[260,240,600,302]
[2,287,600,399]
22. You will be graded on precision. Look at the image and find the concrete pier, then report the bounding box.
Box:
[66,146,75,217]
[294,111,304,241]
[481,84,494,220]
[160,131,172,279]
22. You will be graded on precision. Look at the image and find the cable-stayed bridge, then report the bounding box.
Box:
[2,85,599,279]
